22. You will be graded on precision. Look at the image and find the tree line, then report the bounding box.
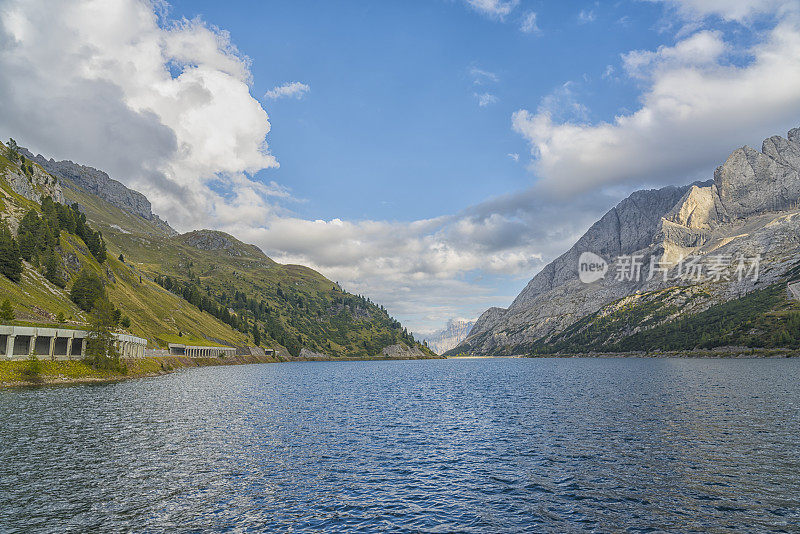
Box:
[0,197,106,286]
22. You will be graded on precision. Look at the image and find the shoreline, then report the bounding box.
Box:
[4,348,798,388]
[0,354,279,389]
[449,349,800,359]
[0,352,443,388]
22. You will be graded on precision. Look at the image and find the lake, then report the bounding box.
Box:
[1,358,799,532]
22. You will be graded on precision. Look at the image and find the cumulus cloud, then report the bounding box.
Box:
[0,0,278,229]
[464,0,519,20]
[0,0,578,333]
[512,5,800,195]
[622,30,727,78]
[0,0,611,333]
[9,0,799,335]
[264,81,310,100]
[226,185,614,331]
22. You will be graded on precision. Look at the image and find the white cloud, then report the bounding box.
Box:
[520,11,540,33]
[475,92,499,107]
[622,30,727,78]
[507,153,520,162]
[0,0,279,230]
[227,186,613,331]
[512,8,800,195]
[0,0,610,333]
[264,81,310,100]
[535,81,590,123]
[650,0,796,22]
[464,0,519,19]
[11,0,798,336]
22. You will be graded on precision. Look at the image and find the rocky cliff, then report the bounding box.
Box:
[421,319,475,355]
[454,127,800,355]
[19,147,176,236]
[1,144,64,205]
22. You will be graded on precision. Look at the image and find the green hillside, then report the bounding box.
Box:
[0,143,258,349]
[1,140,435,359]
[72,203,433,357]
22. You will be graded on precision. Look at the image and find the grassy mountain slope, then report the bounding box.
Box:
[2,142,435,359]
[0,145,250,349]
[82,219,433,358]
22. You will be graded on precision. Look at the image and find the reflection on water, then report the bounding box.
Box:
[1,358,799,532]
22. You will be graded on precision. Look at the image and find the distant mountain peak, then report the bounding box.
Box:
[421,318,475,355]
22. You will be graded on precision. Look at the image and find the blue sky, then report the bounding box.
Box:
[169,0,663,223]
[2,0,799,335]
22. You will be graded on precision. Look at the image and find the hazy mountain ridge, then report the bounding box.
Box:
[420,318,475,355]
[453,127,800,355]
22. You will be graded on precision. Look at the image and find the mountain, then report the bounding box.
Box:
[19,148,176,236]
[421,319,475,355]
[451,127,800,355]
[0,140,437,360]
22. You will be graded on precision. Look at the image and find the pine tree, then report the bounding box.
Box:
[17,230,36,262]
[44,251,65,288]
[6,138,18,161]
[0,222,23,282]
[85,298,121,370]
[0,299,14,322]
[70,269,106,312]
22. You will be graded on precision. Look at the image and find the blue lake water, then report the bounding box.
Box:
[1,357,799,532]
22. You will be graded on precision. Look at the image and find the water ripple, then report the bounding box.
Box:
[1,358,799,532]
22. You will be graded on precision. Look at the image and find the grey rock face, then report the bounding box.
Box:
[2,161,64,205]
[381,343,428,359]
[505,184,690,314]
[298,347,329,359]
[19,148,175,235]
[421,318,475,355]
[459,126,800,355]
[714,146,800,220]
